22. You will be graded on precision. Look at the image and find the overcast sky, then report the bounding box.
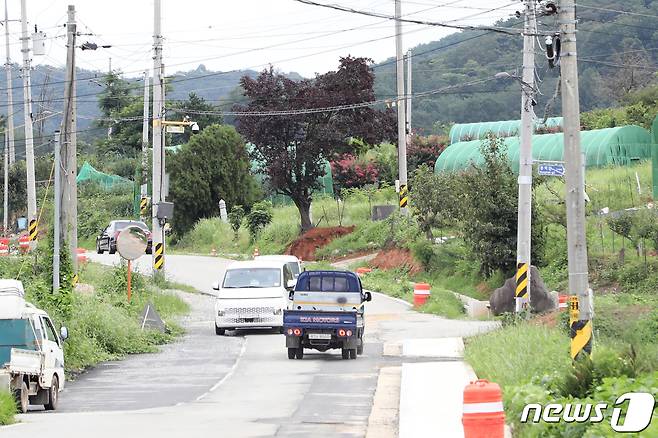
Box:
[4,0,518,78]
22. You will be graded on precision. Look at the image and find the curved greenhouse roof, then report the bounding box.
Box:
[449,117,563,144]
[436,125,652,173]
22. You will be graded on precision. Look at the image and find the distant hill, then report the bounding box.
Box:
[372,0,658,133]
[0,63,301,154]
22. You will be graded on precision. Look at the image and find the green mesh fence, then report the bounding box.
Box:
[77,162,134,190]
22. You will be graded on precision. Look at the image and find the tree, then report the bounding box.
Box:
[456,135,545,277]
[408,135,448,173]
[246,201,273,242]
[236,57,395,231]
[97,71,135,123]
[168,124,260,235]
[411,164,458,239]
[228,205,244,240]
[170,92,223,144]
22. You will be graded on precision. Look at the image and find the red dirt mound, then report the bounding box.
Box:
[370,248,422,275]
[286,226,355,261]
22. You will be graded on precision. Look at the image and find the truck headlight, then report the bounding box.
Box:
[217,309,225,316]
[274,308,282,315]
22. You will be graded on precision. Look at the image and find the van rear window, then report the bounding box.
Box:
[295,272,360,293]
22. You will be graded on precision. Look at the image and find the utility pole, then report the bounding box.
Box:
[4,0,15,165]
[405,49,412,135]
[53,131,61,294]
[19,0,36,231]
[395,0,408,214]
[3,131,8,235]
[60,4,77,270]
[152,0,165,276]
[515,0,536,313]
[560,0,592,359]
[140,72,149,222]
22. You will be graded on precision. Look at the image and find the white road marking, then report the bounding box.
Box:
[195,338,248,401]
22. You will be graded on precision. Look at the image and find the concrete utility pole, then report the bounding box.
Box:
[152,0,165,275]
[515,0,537,312]
[53,131,61,293]
[60,4,78,270]
[3,132,8,235]
[560,0,593,359]
[4,0,15,165]
[405,49,412,137]
[395,0,408,214]
[141,71,150,222]
[19,0,36,228]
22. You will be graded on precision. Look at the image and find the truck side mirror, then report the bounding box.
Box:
[212,281,220,291]
[60,326,69,341]
[286,279,296,290]
[288,291,294,301]
[364,291,372,302]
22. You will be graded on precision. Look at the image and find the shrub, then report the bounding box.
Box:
[330,154,379,190]
[228,205,245,240]
[0,391,16,425]
[246,201,274,242]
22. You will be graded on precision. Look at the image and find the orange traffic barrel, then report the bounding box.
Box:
[413,283,431,307]
[0,238,9,256]
[18,234,30,252]
[462,379,505,438]
[558,294,568,311]
[355,267,372,277]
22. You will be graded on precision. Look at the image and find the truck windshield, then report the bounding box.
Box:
[223,268,281,288]
[0,319,39,366]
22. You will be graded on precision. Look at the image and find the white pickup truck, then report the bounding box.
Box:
[0,280,68,413]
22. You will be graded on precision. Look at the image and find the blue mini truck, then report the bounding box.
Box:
[284,270,372,360]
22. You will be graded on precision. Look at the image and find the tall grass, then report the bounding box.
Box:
[0,391,16,425]
[175,191,397,256]
[465,324,572,389]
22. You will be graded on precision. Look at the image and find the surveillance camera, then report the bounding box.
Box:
[541,1,558,15]
[191,122,200,133]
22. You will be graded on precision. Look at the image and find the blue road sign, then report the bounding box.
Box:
[538,163,565,177]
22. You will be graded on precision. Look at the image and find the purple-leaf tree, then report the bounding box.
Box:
[235,56,395,231]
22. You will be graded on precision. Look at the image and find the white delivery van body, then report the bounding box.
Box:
[213,260,296,335]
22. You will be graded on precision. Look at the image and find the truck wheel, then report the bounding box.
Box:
[96,242,103,254]
[357,343,364,355]
[215,326,225,335]
[349,349,357,359]
[44,376,59,411]
[295,347,304,360]
[13,381,29,413]
[287,348,296,360]
[341,349,349,360]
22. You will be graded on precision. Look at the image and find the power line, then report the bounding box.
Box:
[578,4,658,20]
[293,0,530,36]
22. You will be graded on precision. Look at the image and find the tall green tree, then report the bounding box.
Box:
[97,71,135,122]
[456,136,544,277]
[170,92,223,144]
[168,124,260,235]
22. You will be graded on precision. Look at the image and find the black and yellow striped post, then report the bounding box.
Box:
[140,197,149,217]
[569,295,593,360]
[72,273,79,287]
[399,184,408,209]
[28,219,38,242]
[515,262,529,311]
[154,242,164,271]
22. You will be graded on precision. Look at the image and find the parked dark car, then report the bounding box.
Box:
[96,220,152,255]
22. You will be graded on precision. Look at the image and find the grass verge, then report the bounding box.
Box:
[0,391,16,425]
[359,269,465,318]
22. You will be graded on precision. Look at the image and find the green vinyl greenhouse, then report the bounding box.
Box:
[448,117,563,144]
[436,125,653,173]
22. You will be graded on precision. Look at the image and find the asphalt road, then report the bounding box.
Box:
[3,253,498,437]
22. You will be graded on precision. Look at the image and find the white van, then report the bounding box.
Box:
[213,260,296,335]
[0,280,67,413]
[254,255,303,279]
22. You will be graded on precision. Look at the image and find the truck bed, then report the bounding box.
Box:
[2,348,42,375]
[283,309,360,330]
